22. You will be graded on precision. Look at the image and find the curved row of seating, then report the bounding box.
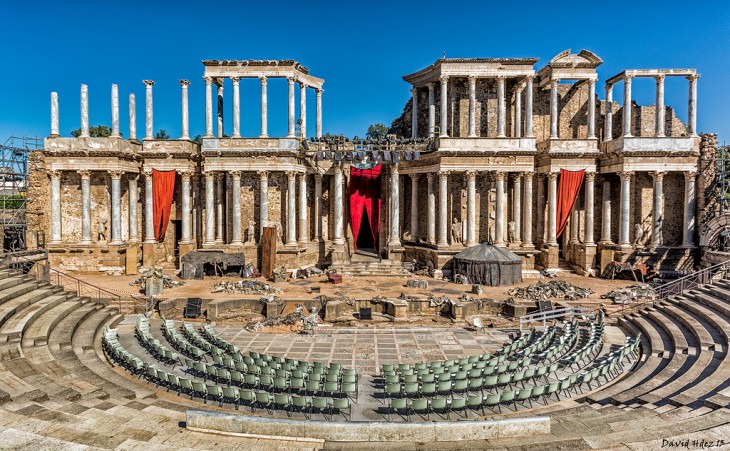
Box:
[161,319,207,360]
[134,315,180,365]
[200,323,240,354]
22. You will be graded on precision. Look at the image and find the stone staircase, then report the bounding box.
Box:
[332,252,413,277]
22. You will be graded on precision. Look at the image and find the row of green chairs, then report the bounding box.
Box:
[134,316,180,365]
[161,319,207,360]
[103,326,147,375]
[181,323,225,356]
[200,324,240,354]
[559,320,605,369]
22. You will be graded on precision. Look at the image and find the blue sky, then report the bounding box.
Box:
[1,0,729,143]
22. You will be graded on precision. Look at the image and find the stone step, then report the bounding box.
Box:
[0,294,72,344]
[22,298,91,348]
[0,288,56,330]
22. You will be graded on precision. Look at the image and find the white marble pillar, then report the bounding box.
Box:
[287,78,296,137]
[600,179,612,244]
[584,173,595,245]
[179,80,190,140]
[217,83,224,138]
[495,172,506,246]
[80,84,89,138]
[129,94,137,141]
[549,79,559,139]
[427,173,436,244]
[618,171,632,246]
[192,175,200,244]
[497,76,506,138]
[410,174,419,239]
[333,168,344,245]
[180,171,192,244]
[655,75,665,137]
[50,92,60,137]
[204,172,215,245]
[258,171,269,238]
[428,83,436,138]
[143,80,154,139]
[111,84,120,138]
[285,172,297,246]
[314,174,323,240]
[144,170,155,243]
[259,76,268,138]
[688,75,698,136]
[466,171,476,246]
[605,84,613,141]
[468,76,477,138]
[525,76,534,137]
[411,87,419,139]
[128,175,138,243]
[547,172,558,245]
[587,79,596,139]
[231,77,241,138]
[438,172,449,246]
[439,76,448,138]
[215,173,224,243]
[515,87,522,139]
[522,172,533,247]
[512,173,522,245]
[204,76,214,137]
[390,165,401,247]
[683,171,697,247]
[78,170,91,244]
[536,174,546,245]
[109,170,123,244]
[622,76,632,137]
[570,204,579,244]
[316,89,323,139]
[650,171,665,248]
[49,171,62,243]
[299,83,307,138]
[230,171,242,245]
[298,173,308,244]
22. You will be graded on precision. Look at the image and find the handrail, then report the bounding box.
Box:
[519,306,595,332]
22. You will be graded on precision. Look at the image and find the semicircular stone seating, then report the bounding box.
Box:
[0,260,729,449]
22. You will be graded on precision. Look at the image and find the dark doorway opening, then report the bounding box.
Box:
[356,209,375,253]
[173,220,182,259]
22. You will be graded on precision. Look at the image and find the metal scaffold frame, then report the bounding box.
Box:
[0,136,41,250]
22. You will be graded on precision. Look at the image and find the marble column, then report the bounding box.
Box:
[515,87,522,138]
[512,173,522,245]
[570,204,579,244]
[466,171,476,246]
[650,171,665,248]
[584,173,595,245]
[285,172,297,246]
[618,171,632,246]
[428,83,436,138]
[180,80,190,140]
[192,175,200,244]
[427,173,436,244]
[299,83,307,138]
[655,75,665,137]
[258,171,269,238]
[683,171,697,247]
[143,80,154,139]
[259,76,268,138]
[230,171,242,245]
[547,172,558,245]
[438,172,449,246]
[180,171,192,244]
[495,172,506,246]
[314,174,323,240]
[605,84,613,141]
[129,94,137,141]
[333,168,344,245]
[204,76,213,137]
[410,174,419,239]
[316,89,323,139]
[204,172,216,244]
[522,172,533,247]
[587,79,596,139]
[600,179,612,243]
[50,171,62,243]
[497,76,506,138]
[688,75,698,136]
[287,78,296,137]
[390,165,401,247]
[80,84,89,138]
[144,170,155,243]
[109,170,123,245]
[525,76,534,137]
[622,76,632,137]
[298,173,308,244]
[217,83,224,138]
[128,175,138,243]
[78,170,91,244]
[439,76,448,138]
[215,173,224,243]
[50,92,59,137]
[549,79,559,139]
[411,87,419,139]
[231,77,241,138]
[468,76,477,138]
[111,84,120,138]
[536,174,546,245]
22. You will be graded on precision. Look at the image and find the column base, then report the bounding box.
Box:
[682,243,698,249]
[259,134,269,138]
[143,239,156,244]
[520,243,535,250]
[494,242,506,248]
[79,240,92,245]
[230,241,243,246]
[110,240,123,246]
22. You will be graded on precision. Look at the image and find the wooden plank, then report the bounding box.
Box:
[261,227,277,279]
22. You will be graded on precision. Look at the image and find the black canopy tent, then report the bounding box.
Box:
[453,244,522,286]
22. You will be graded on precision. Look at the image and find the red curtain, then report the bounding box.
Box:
[556,169,585,239]
[349,165,382,249]
[152,169,177,242]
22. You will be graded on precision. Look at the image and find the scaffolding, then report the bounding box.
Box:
[0,136,41,250]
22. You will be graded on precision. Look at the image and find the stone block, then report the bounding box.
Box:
[125,246,138,275]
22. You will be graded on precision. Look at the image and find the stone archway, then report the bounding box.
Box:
[700,214,730,248]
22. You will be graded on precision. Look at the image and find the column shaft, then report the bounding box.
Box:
[536,175,545,244]
[128,175,138,242]
[258,172,269,238]
[584,173,595,244]
[204,77,213,137]
[80,84,89,138]
[204,173,215,244]
[522,173,533,246]
[619,172,632,246]
[605,85,613,140]
[497,77,506,137]
[547,173,558,244]
[143,80,154,139]
[570,204,579,244]
[410,174,419,239]
[299,83,307,138]
[230,171,242,245]
[468,77,477,137]
[144,171,155,243]
[438,172,449,246]
[512,174,522,245]
[286,172,297,246]
[466,171,476,246]
[109,171,123,244]
[495,173,506,246]
[50,171,62,243]
[389,165,401,247]
[333,168,344,244]
[587,79,596,139]
[683,171,697,246]
[655,75,665,137]
[129,94,136,141]
[314,174,322,240]
[111,84,120,138]
[515,87,522,139]
[550,80,559,139]
[298,173,308,243]
[215,174,224,243]
[180,80,190,139]
[316,89,323,138]
[650,171,665,248]
[181,172,192,244]
[439,77,448,137]
[50,92,59,136]
[428,83,436,137]
[217,83,224,138]
[232,77,241,138]
[623,77,632,137]
[600,180,612,243]
[287,78,296,137]
[688,75,698,136]
[427,173,436,244]
[79,171,91,244]
[260,76,268,138]
[525,76,534,137]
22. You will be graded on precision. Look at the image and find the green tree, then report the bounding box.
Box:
[192,134,203,145]
[155,129,170,140]
[365,123,389,140]
[70,125,113,138]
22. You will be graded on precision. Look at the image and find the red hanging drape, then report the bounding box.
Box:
[349,165,382,249]
[152,169,177,242]
[556,169,585,239]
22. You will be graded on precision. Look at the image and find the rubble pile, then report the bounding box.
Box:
[601,284,656,305]
[292,266,323,279]
[211,280,282,295]
[130,267,185,290]
[507,280,594,301]
[244,304,311,331]
[406,279,429,289]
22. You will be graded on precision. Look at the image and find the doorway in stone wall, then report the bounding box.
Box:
[349,165,382,257]
[172,220,182,260]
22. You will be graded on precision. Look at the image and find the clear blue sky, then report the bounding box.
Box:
[1,0,729,143]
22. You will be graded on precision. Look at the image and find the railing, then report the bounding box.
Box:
[519,306,595,332]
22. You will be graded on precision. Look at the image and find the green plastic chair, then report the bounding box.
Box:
[500,389,517,412]
[330,397,351,421]
[467,393,484,415]
[484,392,501,413]
[516,388,533,408]
[291,394,309,418]
[192,381,208,402]
[255,391,272,413]
[410,398,429,421]
[430,397,448,420]
[449,397,467,420]
[420,382,436,398]
[436,380,452,396]
[310,397,329,420]
[222,386,240,409]
[274,393,291,416]
[389,397,409,422]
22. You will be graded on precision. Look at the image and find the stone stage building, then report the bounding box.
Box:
[27,51,712,276]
